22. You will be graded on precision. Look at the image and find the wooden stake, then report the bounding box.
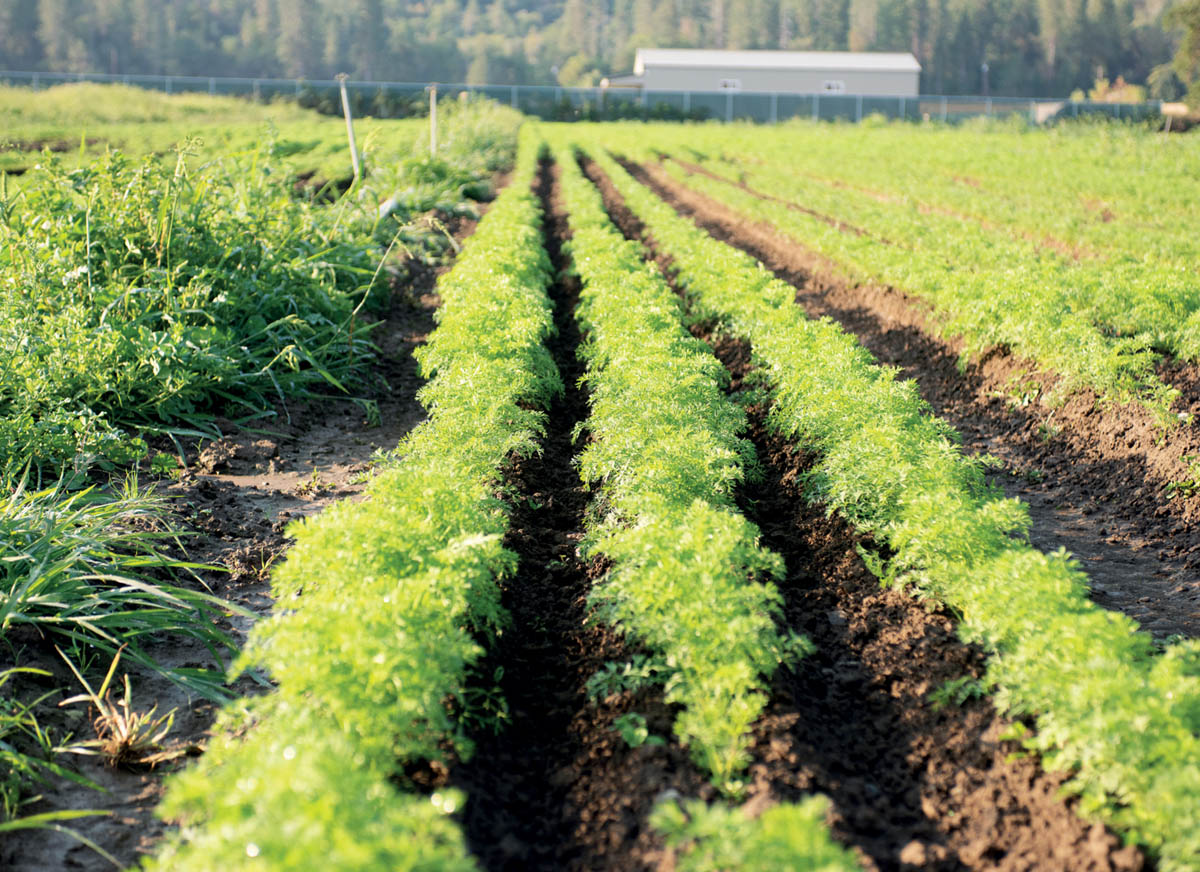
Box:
[337,73,362,181]
[429,83,438,155]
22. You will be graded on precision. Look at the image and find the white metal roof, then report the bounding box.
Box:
[634,49,921,74]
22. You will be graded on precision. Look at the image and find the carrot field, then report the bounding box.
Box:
[2,91,1199,871]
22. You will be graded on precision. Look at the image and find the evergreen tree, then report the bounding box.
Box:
[0,0,1184,97]
[1167,0,1200,103]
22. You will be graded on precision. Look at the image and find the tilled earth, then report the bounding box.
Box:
[575,151,1145,871]
[3,154,1173,872]
[622,154,1200,640]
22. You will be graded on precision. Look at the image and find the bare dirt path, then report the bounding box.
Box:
[0,218,476,872]
[620,155,1200,640]
[581,152,1147,872]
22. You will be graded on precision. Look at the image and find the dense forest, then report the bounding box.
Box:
[0,0,1190,97]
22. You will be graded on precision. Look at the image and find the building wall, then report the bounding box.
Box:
[641,65,919,96]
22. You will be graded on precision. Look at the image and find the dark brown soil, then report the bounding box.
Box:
[0,219,477,871]
[580,153,1147,871]
[622,155,1200,640]
[292,168,354,200]
[5,137,106,153]
[449,157,714,872]
[733,340,1143,872]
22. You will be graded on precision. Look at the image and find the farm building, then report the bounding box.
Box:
[606,48,921,96]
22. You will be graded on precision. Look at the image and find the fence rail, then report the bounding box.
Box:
[0,69,1162,125]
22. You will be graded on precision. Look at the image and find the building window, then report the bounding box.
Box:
[822,80,846,93]
[718,78,742,91]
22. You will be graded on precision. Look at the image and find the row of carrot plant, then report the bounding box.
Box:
[0,101,524,833]
[686,144,1200,381]
[587,122,1197,417]
[696,121,1198,267]
[579,141,1200,871]
[141,131,861,871]
[146,126,556,870]
[552,139,858,870]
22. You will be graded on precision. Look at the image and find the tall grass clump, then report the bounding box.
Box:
[0,145,380,467]
[0,467,232,695]
[586,143,1200,871]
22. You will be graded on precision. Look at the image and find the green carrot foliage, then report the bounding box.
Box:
[148,125,555,871]
[583,142,1200,871]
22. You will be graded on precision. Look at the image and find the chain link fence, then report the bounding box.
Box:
[0,70,1163,125]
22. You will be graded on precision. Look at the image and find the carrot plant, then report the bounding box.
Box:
[586,143,1200,871]
[148,125,557,871]
[553,136,855,870]
[653,796,857,872]
[650,151,1179,416]
[554,141,796,789]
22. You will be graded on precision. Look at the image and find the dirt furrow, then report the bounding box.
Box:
[738,377,1143,872]
[620,155,1200,640]
[581,153,1147,872]
[448,158,713,872]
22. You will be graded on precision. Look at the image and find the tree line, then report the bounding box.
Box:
[0,0,1192,98]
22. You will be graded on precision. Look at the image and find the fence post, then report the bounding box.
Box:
[856,93,863,122]
[428,82,438,155]
[209,76,215,96]
[32,72,39,90]
[337,74,362,181]
[511,84,518,108]
[164,75,171,94]
[770,91,778,123]
[812,93,819,121]
[941,96,948,122]
[725,90,732,122]
[1029,99,1036,123]
[985,97,992,117]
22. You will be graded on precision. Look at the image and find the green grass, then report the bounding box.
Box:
[0,145,382,467]
[0,469,234,694]
[0,95,529,469]
[0,84,405,179]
